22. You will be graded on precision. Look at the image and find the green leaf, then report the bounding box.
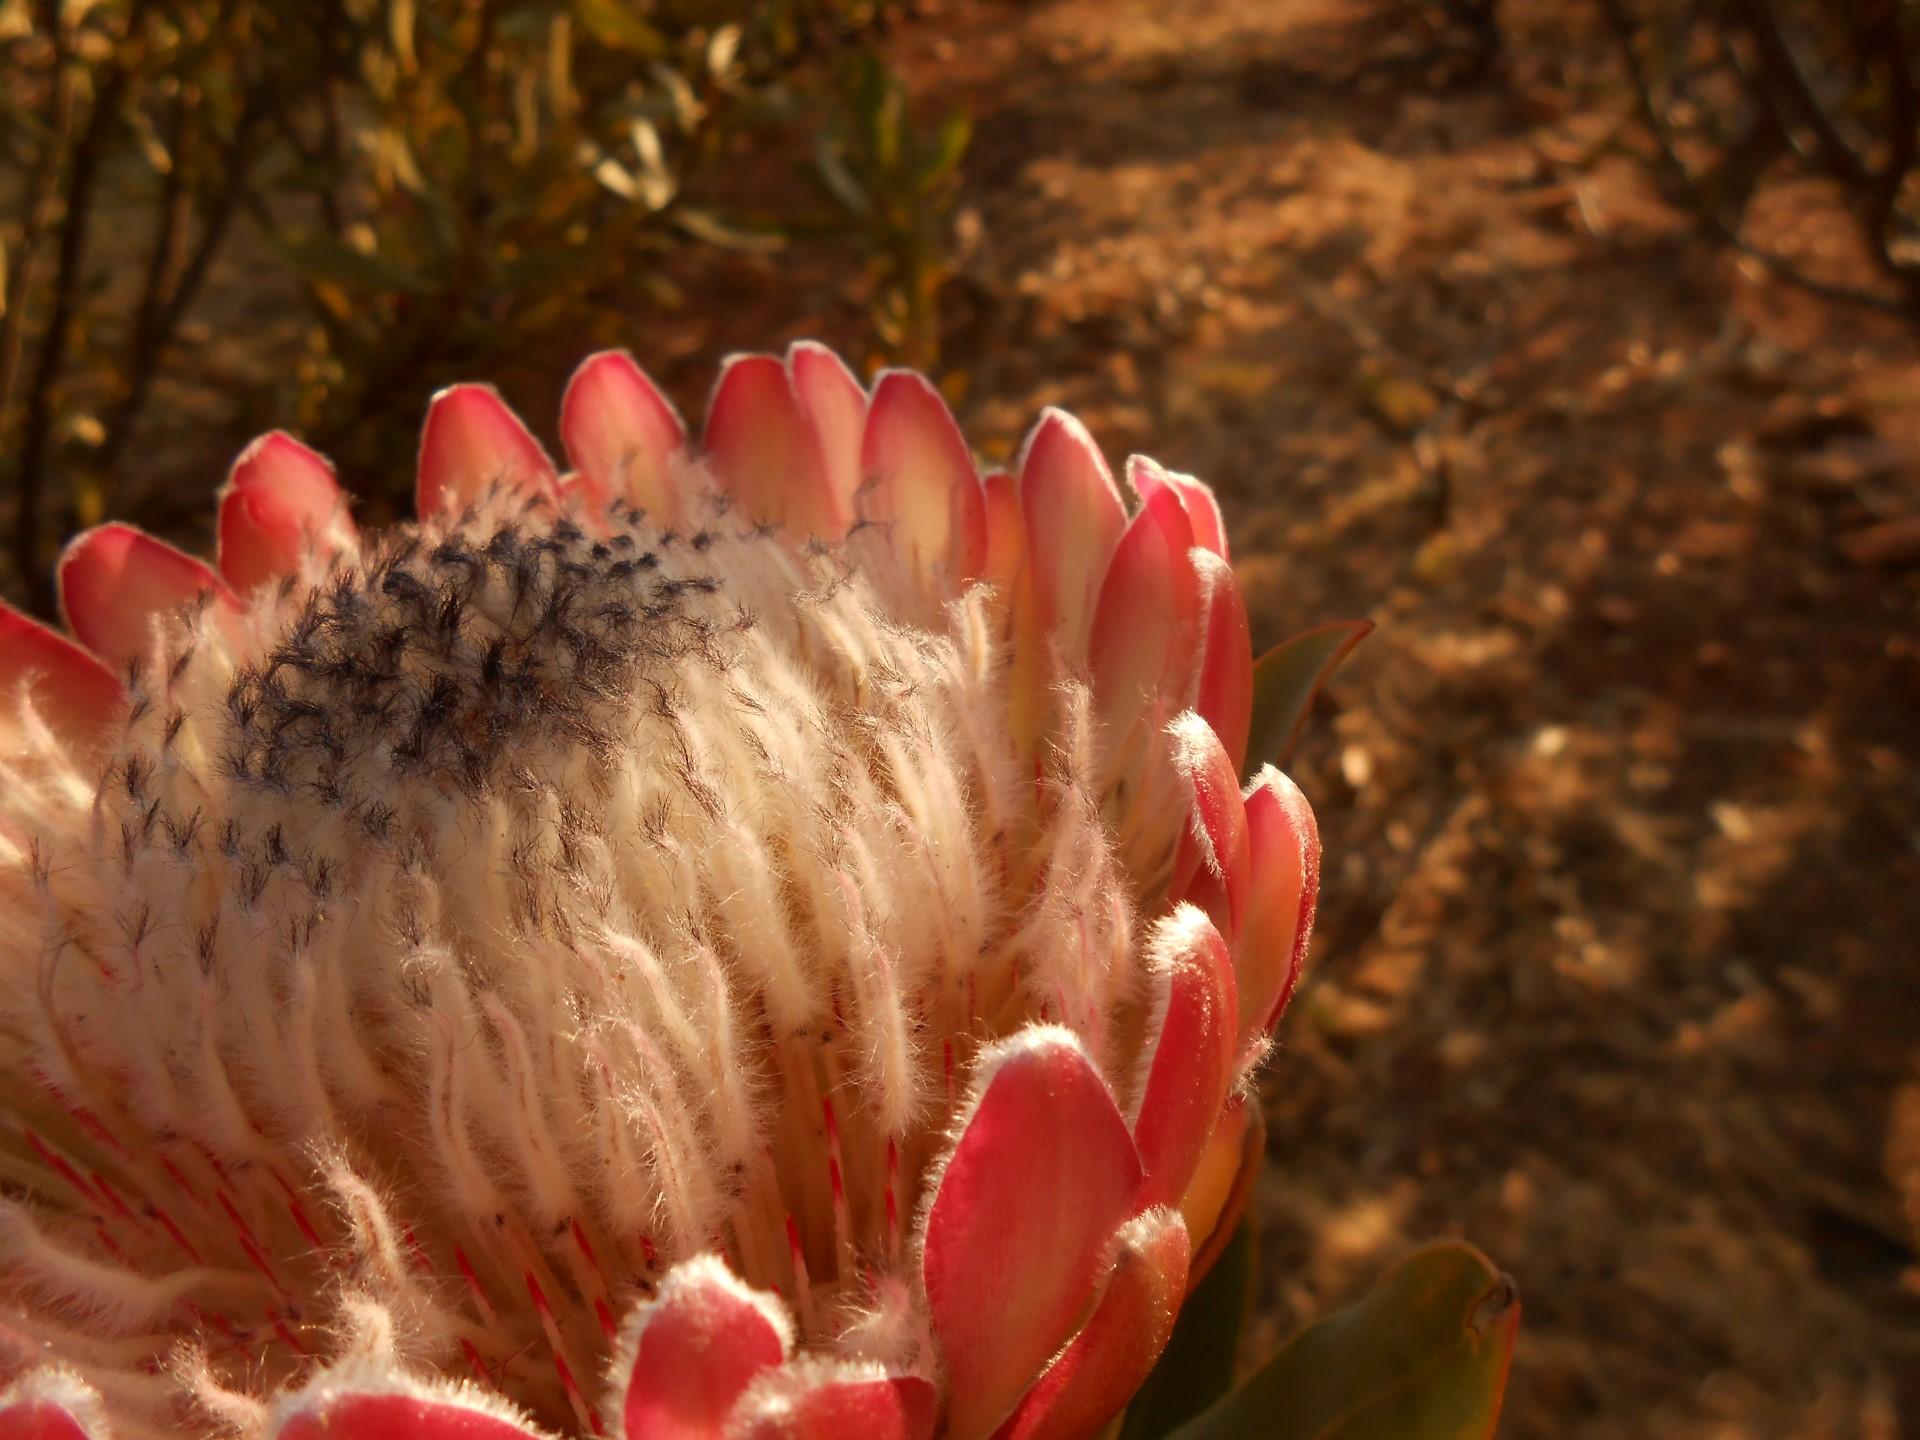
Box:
[1243,620,1372,781]
[279,237,434,295]
[572,0,666,54]
[847,51,904,171]
[915,107,971,188]
[1119,1217,1255,1440]
[1168,1241,1519,1440]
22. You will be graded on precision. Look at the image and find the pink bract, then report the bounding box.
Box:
[0,345,1320,1440]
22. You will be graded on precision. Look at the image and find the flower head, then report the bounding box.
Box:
[0,346,1319,1440]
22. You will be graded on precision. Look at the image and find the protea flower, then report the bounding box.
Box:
[0,344,1318,1440]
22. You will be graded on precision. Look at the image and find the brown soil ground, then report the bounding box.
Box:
[502,0,1920,1427]
[865,2,1920,1436]
[871,2,1920,1440]
[13,0,1920,1435]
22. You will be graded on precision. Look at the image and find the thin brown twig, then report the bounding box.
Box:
[10,5,148,617]
[1727,0,1871,187]
[0,3,76,479]
[122,92,196,392]
[1851,5,1918,296]
[95,94,266,509]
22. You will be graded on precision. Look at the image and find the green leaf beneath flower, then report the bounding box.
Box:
[1119,1216,1255,1440]
[1166,1240,1519,1440]
[1242,619,1372,781]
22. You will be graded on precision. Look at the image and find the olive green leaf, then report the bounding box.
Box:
[1243,619,1372,781]
[1118,1216,1256,1440]
[1167,1240,1519,1440]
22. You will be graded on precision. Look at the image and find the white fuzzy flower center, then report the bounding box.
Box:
[0,495,1152,1434]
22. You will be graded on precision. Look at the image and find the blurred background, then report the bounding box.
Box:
[2,0,1917,1434]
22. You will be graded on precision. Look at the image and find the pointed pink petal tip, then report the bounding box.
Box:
[0,601,123,747]
[730,1362,936,1440]
[1088,483,1202,734]
[615,1253,793,1440]
[1127,455,1227,562]
[992,1209,1191,1440]
[0,1372,109,1440]
[1168,472,1227,559]
[57,522,232,670]
[0,1404,90,1440]
[1169,711,1251,931]
[1019,407,1126,655]
[704,353,840,537]
[559,350,687,518]
[274,1397,541,1440]
[787,340,868,514]
[701,342,867,538]
[218,430,356,593]
[1235,766,1321,1051]
[416,383,560,516]
[922,1026,1143,1440]
[1130,905,1238,1212]
[861,368,985,581]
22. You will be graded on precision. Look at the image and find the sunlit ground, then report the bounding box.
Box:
[4,1,1917,1435]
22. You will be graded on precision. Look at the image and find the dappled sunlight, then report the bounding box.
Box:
[880,2,1920,1434]
[3,0,1916,1436]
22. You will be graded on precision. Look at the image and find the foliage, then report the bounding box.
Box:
[810,48,969,370]
[1119,1218,1258,1440]
[1157,1241,1518,1440]
[0,0,954,613]
[1244,619,1375,783]
[1119,1229,1517,1440]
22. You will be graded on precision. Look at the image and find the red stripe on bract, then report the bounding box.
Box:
[1130,908,1238,1212]
[1234,767,1320,1053]
[218,431,355,594]
[57,523,232,671]
[560,350,687,520]
[277,1391,546,1440]
[730,1366,937,1440]
[616,1255,791,1440]
[1018,408,1124,661]
[861,370,984,585]
[416,384,559,517]
[0,601,122,749]
[921,1028,1143,1440]
[991,1208,1190,1440]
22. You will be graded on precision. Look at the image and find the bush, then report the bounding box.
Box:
[0,0,964,613]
